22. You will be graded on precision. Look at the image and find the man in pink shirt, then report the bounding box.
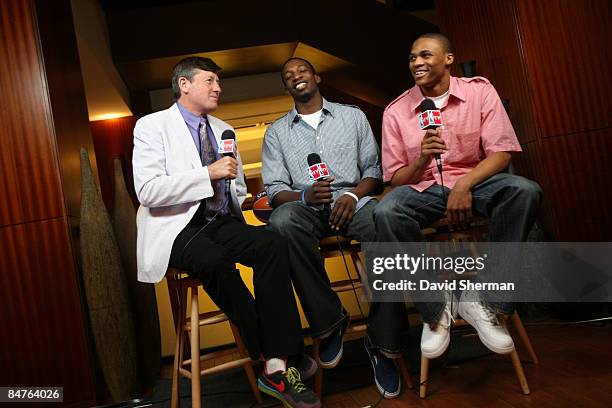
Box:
[375,33,542,359]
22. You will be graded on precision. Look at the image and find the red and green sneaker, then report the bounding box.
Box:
[257,366,321,408]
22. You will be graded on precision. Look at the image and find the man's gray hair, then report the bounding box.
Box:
[171,56,221,100]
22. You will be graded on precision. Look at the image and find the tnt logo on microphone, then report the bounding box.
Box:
[218,139,235,155]
[418,111,430,128]
[418,110,443,129]
[308,163,330,181]
[431,110,442,125]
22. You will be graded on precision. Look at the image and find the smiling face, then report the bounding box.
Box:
[409,37,454,95]
[178,69,221,115]
[282,58,321,103]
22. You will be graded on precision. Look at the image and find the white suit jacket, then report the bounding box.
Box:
[132,103,247,283]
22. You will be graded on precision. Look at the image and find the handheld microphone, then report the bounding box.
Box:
[418,98,443,173]
[306,153,331,211]
[220,129,236,195]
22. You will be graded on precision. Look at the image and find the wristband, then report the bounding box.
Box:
[342,191,359,203]
[300,190,307,205]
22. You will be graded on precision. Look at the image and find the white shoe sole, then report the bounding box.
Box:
[374,378,401,399]
[365,341,401,398]
[318,343,343,369]
[421,331,450,359]
[460,312,514,354]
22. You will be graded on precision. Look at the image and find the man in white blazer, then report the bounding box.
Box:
[132,57,320,408]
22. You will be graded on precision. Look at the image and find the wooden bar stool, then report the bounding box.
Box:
[311,236,414,397]
[418,218,539,398]
[166,268,262,408]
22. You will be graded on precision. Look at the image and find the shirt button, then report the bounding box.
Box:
[319,150,323,154]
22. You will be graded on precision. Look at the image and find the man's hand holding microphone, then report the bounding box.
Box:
[208,156,237,180]
[303,153,356,231]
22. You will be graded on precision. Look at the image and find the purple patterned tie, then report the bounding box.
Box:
[199,117,227,217]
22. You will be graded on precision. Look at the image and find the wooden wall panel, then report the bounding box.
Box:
[541,129,612,240]
[0,219,95,404]
[0,133,23,226]
[0,1,96,406]
[90,116,138,211]
[0,0,64,224]
[435,0,612,240]
[435,0,540,146]
[516,0,612,137]
[516,0,612,240]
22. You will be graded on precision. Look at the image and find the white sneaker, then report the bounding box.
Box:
[458,291,514,354]
[421,293,457,359]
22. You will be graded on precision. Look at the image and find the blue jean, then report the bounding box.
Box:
[267,200,408,355]
[373,173,542,323]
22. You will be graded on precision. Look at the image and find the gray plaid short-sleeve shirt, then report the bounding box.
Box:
[262,98,382,212]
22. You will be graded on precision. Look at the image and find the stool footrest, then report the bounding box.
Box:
[346,323,367,333]
[331,279,362,292]
[183,347,240,366]
[185,310,229,330]
[179,357,254,379]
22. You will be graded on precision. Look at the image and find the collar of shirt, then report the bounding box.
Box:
[176,101,206,133]
[407,76,468,112]
[287,97,336,128]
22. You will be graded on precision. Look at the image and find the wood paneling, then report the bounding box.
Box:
[541,129,612,240]
[90,116,138,211]
[0,219,95,404]
[435,0,612,241]
[516,0,612,240]
[0,132,23,226]
[0,0,64,225]
[517,0,612,137]
[0,1,96,406]
[435,0,540,146]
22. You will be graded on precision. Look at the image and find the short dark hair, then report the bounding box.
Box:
[415,32,453,53]
[171,56,221,100]
[280,57,316,85]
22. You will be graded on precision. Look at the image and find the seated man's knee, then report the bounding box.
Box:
[254,228,289,254]
[509,176,543,205]
[268,201,306,233]
[194,248,234,277]
[523,179,543,204]
[373,194,399,223]
[374,187,417,223]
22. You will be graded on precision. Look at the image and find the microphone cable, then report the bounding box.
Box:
[437,158,448,204]
[333,227,388,408]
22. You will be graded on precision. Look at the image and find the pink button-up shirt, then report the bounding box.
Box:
[382,76,521,191]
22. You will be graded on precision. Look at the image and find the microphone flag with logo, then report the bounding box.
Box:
[306,153,330,181]
[219,129,236,157]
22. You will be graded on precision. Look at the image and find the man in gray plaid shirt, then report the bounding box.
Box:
[262,57,405,398]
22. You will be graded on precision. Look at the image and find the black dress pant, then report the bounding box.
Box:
[169,214,303,360]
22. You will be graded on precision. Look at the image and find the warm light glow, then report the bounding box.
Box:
[91,112,132,121]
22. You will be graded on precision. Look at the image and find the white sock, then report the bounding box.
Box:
[265,358,286,374]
